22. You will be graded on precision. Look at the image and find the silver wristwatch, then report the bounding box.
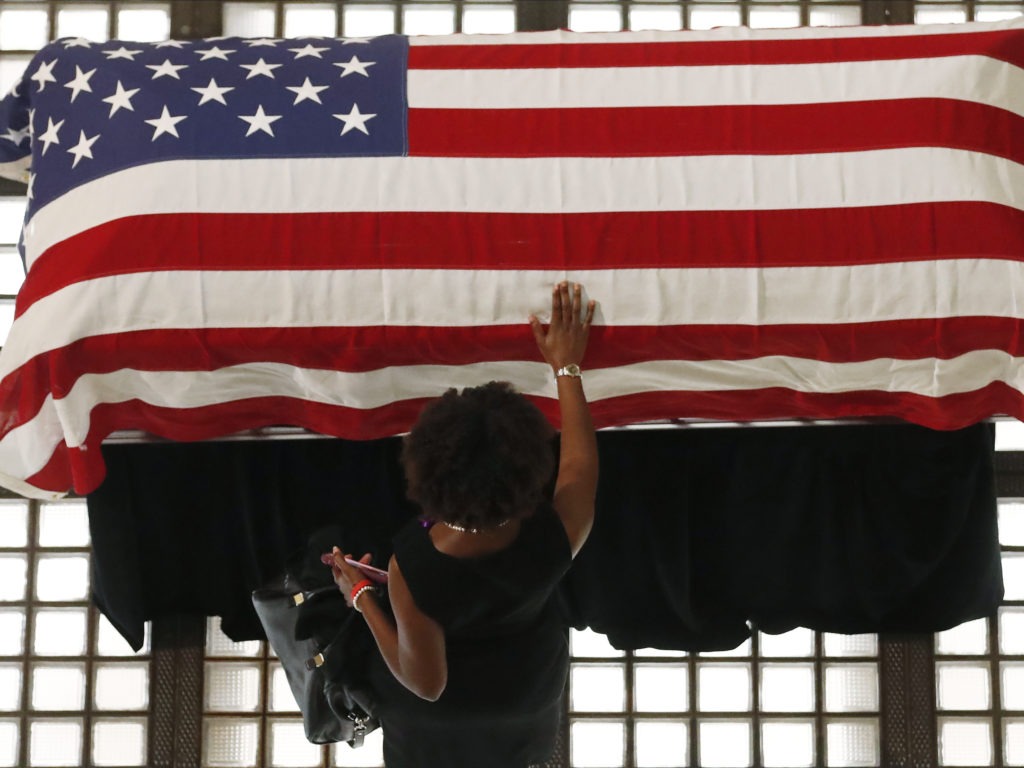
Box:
[555,364,582,378]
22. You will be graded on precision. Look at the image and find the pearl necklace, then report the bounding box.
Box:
[442,519,512,534]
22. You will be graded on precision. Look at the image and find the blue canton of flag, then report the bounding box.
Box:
[0,34,409,218]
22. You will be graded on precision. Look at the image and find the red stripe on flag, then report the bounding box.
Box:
[408,29,1024,69]
[37,396,432,495]
[27,381,1024,495]
[408,100,1024,161]
[17,317,1024,378]
[21,203,1024,315]
[1,317,1020,441]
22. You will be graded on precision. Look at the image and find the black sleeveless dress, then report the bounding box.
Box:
[369,504,572,768]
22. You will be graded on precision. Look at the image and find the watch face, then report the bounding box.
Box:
[562,364,581,376]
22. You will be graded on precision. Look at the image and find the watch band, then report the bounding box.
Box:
[556,364,582,378]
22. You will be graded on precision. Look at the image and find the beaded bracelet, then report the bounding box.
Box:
[351,584,376,613]
[350,579,373,603]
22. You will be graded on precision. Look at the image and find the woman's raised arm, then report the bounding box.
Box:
[530,282,598,558]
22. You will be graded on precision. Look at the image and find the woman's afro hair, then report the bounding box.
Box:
[401,381,556,530]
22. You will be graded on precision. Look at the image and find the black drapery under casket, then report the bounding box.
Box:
[86,423,1002,652]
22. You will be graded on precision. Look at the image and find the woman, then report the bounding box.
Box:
[329,281,598,767]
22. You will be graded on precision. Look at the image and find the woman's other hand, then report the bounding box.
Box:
[529,281,596,371]
[328,547,373,606]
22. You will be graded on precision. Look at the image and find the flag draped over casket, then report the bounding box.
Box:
[1,19,1024,498]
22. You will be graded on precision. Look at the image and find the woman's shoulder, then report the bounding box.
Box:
[392,517,443,567]
[523,503,574,566]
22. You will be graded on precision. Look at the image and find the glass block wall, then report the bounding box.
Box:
[934,416,1024,767]
[0,497,152,768]
[568,628,880,767]
[567,0,862,30]
[913,1,1024,23]
[221,0,517,37]
[0,1,172,93]
[0,1,1023,766]
[203,619,386,767]
[0,199,23,346]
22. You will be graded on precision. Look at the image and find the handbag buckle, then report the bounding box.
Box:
[291,592,305,606]
[348,712,367,748]
[304,652,324,671]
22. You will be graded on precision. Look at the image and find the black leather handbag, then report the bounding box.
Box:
[252,573,381,746]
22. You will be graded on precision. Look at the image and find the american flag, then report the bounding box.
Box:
[0,20,1022,498]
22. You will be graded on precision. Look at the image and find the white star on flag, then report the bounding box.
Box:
[62,38,92,48]
[2,126,29,145]
[286,77,329,105]
[195,46,236,61]
[102,81,140,117]
[144,106,187,140]
[146,59,189,80]
[340,37,373,45]
[289,44,330,59]
[30,60,58,92]
[155,40,187,48]
[67,130,99,168]
[240,58,282,79]
[103,47,143,61]
[64,66,97,103]
[244,38,280,47]
[333,104,376,136]
[191,78,235,106]
[38,117,64,155]
[239,105,282,137]
[334,55,375,78]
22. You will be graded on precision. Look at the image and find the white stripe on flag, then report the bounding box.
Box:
[0,393,63,496]
[24,148,1024,268]
[408,55,1024,112]
[3,349,1022,486]
[4,260,1024,378]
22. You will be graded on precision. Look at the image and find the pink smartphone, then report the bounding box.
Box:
[320,552,389,584]
[344,558,389,584]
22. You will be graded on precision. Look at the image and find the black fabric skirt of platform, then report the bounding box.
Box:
[86,423,1001,653]
[559,422,1002,651]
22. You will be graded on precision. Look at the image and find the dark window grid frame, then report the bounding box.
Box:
[569,0,867,30]
[568,637,880,768]
[0,496,153,768]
